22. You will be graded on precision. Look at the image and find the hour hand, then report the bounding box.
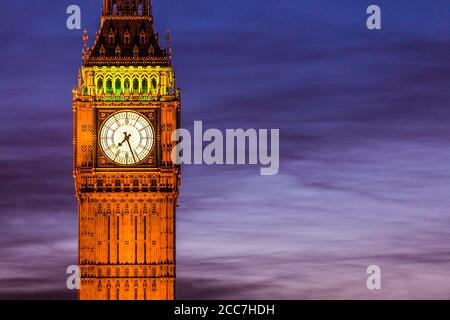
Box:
[118,132,128,147]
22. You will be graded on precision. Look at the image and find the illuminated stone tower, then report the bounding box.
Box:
[73,0,180,300]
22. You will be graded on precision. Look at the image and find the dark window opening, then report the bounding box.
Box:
[142,79,148,94]
[106,79,113,94]
[115,79,121,94]
[124,79,130,94]
[133,79,139,92]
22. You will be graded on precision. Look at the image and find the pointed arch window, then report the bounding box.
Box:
[109,31,115,44]
[105,79,113,94]
[115,79,122,94]
[124,32,130,45]
[142,78,148,94]
[124,78,130,94]
[116,281,120,300]
[151,78,157,93]
[140,32,146,44]
[143,281,147,300]
[133,78,139,93]
[97,78,104,93]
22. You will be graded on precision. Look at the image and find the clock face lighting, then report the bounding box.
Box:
[100,111,154,165]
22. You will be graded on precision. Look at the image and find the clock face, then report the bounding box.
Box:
[100,111,154,165]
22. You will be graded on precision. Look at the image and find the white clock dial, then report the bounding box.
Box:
[100,111,154,165]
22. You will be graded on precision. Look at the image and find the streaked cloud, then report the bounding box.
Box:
[0,0,449,299]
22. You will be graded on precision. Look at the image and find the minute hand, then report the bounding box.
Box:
[127,139,137,163]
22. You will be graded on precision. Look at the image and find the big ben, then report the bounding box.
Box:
[73,0,180,300]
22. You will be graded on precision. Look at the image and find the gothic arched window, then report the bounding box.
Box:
[142,79,148,94]
[109,32,115,44]
[96,78,103,94]
[106,79,113,94]
[124,78,130,94]
[140,32,146,44]
[124,32,130,45]
[133,78,139,93]
[115,79,121,94]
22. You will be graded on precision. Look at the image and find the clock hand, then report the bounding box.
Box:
[118,132,128,147]
[126,137,137,163]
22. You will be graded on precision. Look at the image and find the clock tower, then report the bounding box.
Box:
[73,0,180,300]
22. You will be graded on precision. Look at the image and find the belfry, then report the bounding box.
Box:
[73,0,180,300]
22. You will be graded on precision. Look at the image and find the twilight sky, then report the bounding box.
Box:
[0,0,449,299]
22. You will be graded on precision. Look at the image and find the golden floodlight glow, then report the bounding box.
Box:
[73,0,180,301]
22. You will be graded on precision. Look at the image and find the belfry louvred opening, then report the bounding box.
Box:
[73,0,180,300]
[102,0,153,16]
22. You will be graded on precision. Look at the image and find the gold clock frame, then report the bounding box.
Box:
[97,109,158,168]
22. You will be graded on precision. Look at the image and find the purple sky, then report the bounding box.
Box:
[0,0,449,299]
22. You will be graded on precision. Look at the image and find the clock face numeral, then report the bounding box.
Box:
[100,111,154,165]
